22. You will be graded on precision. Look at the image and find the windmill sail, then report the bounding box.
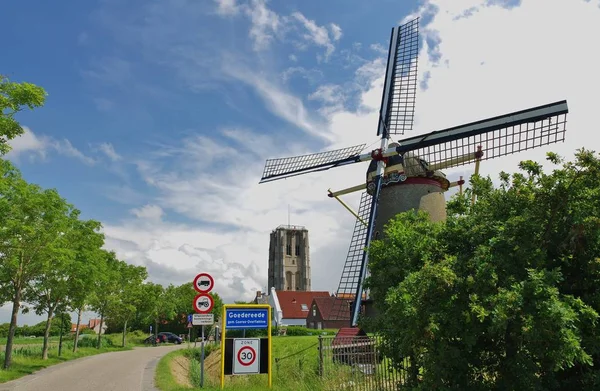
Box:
[330,192,373,322]
[396,100,568,173]
[259,144,366,183]
[379,17,419,137]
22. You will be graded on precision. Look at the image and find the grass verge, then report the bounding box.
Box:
[156,336,331,391]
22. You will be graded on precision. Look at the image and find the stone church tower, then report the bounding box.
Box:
[268,225,311,291]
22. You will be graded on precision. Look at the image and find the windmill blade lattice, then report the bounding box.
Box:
[259,144,366,183]
[329,192,373,322]
[395,100,568,174]
[379,17,419,137]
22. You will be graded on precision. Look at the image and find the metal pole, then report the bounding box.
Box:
[188,326,191,349]
[318,335,324,377]
[200,325,205,388]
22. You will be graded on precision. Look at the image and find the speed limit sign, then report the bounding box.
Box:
[233,339,260,374]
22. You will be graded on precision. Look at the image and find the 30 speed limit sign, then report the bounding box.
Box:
[233,339,260,374]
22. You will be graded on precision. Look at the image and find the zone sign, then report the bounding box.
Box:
[193,273,214,293]
[233,338,260,375]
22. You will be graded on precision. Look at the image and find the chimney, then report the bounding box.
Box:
[256,290,262,299]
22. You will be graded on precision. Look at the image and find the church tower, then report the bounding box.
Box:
[268,225,311,291]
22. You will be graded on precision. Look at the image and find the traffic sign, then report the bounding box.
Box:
[193,293,214,314]
[233,339,260,374]
[187,314,193,323]
[193,273,214,293]
[192,313,214,326]
[187,322,193,329]
[225,308,269,329]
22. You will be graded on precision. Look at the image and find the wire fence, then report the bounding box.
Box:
[317,334,409,391]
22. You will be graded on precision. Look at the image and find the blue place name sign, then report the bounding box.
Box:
[225,308,269,329]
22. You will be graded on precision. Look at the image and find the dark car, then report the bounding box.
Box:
[144,332,183,345]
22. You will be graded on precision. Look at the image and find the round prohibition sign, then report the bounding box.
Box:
[193,273,214,293]
[193,293,214,314]
[237,346,256,367]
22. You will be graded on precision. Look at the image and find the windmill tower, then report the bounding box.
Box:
[258,17,569,329]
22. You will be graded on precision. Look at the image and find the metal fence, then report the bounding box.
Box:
[317,334,409,391]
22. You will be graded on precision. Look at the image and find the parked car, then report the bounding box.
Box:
[143,332,183,345]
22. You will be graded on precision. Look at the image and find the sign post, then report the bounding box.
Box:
[192,273,215,388]
[220,304,272,389]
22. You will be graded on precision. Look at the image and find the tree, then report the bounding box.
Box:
[66,220,105,352]
[0,75,47,154]
[103,262,147,347]
[88,250,123,349]
[0,160,75,369]
[365,149,600,390]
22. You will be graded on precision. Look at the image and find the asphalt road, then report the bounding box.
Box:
[0,344,185,391]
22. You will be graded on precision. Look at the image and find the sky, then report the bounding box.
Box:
[1,0,598,325]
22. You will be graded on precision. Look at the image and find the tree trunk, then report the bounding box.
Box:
[3,289,22,369]
[122,319,128,347]
[96,313,104,349]
[73,306,83,352]
[41,306,55,360]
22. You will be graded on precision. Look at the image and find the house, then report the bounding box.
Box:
[271,290,331,326]
[71,319,108,334]
[306,296,351,330]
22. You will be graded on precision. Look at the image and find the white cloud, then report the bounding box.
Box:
[244,0,282,51]
[292,12,337,61]
[289,54,298,62]
[223,63,330,142]
[6,126,48,160]
[281,66,323,84]
[369,43,387,55]
[214,0,239,16]
[98,142,122,162]
[131,204,164,220]
[329,23,343,41]
[215,0,342,61]
[7,127,95,166]
[99,0,600,306]
[52,139,96,166]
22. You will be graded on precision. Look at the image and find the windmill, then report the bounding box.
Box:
[258,17,569,329]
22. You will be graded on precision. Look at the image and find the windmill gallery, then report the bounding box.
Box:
[258,17,569,335]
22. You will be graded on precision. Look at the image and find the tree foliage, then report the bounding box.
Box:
[0,75,46,155]
[365,149,600,390]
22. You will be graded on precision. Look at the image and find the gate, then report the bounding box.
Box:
[317,334,408,390]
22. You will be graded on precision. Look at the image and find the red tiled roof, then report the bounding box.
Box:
[312,297,351,321]
[88,319,101,328]
[276,290,331,319]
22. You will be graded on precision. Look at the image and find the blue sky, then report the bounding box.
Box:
[2,0,598,325]
[2,0,418,222]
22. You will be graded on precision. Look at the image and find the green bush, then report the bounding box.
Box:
[284,326,337,336]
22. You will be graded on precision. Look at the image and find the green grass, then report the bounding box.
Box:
[156,336,335,391]
[0,336,60,345]
[0,331,148,383]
